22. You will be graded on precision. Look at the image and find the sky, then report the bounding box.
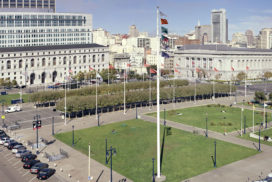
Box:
[57,0,272,37]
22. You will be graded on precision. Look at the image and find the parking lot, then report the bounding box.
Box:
[0,144,58,182]
[2,105,63,130]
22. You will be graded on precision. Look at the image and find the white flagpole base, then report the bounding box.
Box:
[155,175,166,182]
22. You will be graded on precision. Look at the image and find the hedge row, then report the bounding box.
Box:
[56,83,235,113]
[30,80,189,103]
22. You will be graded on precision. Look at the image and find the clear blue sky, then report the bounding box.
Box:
[57,0,272,37]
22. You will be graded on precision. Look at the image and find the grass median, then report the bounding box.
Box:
[147,104,264,133]
[55,119,258,182]
[240,127,272,147]
[0,93,29,105]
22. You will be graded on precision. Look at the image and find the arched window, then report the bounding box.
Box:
[31,59,35,67]
[92,55,96,63]
[73,56,77,64]
[42,58,46,67]
[101,54,105,62]
[7,60,11,69]
[63,57,67,65]
[83,55,86,63]
[53,57,56,66]
[19,60,23,68]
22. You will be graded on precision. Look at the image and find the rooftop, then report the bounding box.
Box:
[177,44,272,53]
[0,44,107,53]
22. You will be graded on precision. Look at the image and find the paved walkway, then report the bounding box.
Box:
[10,95,272,182]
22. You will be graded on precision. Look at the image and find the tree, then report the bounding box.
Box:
[99,69,117,83]
[75,71,84,81]
[269,92,272,101]
[236,71,246,82]
[254,91,266,103]
[11,80,17,86]
[264,71,272,80]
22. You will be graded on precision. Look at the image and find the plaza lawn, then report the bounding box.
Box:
[148,104,264,133]
[55,119,258,182]
[240,127,272,147]
[0,93,29,105]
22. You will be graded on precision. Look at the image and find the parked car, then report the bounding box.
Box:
[37,168,56,180]
[23,160,40,169]
[21,154,37,162]
[16,150,31,158]
[5,105,21,113]
[30,163,49,174]
[12,145,25,153]
[7,124,21,131]
[0,137,10,145]
[4,139,15,147]
[7,142,22,150]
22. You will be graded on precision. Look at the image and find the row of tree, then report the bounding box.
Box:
[0,78,17,87]
[254,91,272,103]
[29,80,189,103]
[56,83,233,113]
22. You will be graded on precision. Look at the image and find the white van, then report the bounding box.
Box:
[5,105,21,113]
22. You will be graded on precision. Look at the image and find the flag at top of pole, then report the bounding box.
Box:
[214,67,219,72]
[161,18,168,24]
[160,11,167,17]
[231,66,235,71]
[246,66,249,71]
[89,66,94,71]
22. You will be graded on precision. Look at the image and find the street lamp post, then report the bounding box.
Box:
[241,100,245,136]
[52,117,54,136]
[244,116,246,134]
[152,158,155,182]
[164,108,166,126]
[211,140,217,167]
[136,106,138,119]
[72,125,74,146]
[206,113,208,137]
[97,113,100,127]
[258,123,263,152]
[33,114,40,150]
[106,145,117,182]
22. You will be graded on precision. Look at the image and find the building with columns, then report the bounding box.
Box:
[0,44,109,86]
[174,45,272,81]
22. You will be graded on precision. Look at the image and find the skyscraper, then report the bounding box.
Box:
[245,30,254,47]
[0,0,56,12]
[211,9,228,43]
[129,25,139,37]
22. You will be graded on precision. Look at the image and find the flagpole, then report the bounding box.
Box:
[253,104,255,133]
[108,66,110,94]
[245,67,247,99]
[149,67,151,110]
[156,6,161,178]
[88,143,91,180]
[213,80,215,101]
[194,77,196,104]
[64,76,67,126]
[124,67,126,115]
[173,69,176,109]
[96,71,98,120]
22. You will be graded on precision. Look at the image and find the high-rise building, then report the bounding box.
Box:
[129,25,139,37]
[195,24,211,44]
[0,0,56,12]
[257,28,272,49]
[245,30,254,47]
[211,9,228,43]
[0,12,92,48]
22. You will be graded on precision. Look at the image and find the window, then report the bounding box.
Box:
[7,60,11,69]
[31,59,35,67]
[53,57,56,66]
[92,55,95,63]
[19,60,23,68]
[83,55,86,63]
[73,56,77,64]
[42,58,46,67]
[63,57,67,65]
[101,54,105,62]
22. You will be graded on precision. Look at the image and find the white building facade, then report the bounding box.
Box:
[174,45,272,81]
[0,44,109,86]
[0,11,92,48]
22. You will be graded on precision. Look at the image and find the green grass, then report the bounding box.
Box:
[240,127,272,146]
[55,119,258,182]
[0,94,29,105]
[148,105,264,133]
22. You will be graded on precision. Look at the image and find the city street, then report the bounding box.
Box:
[2,104,63,130]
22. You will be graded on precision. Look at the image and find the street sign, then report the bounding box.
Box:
[1,115,5,120]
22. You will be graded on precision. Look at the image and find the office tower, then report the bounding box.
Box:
[211,9,227,43]
[0,0,56,12]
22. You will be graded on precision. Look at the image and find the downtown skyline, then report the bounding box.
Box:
[57,0,272,36]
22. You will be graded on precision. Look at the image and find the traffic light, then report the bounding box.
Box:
[32,120,42,130]
[37,120,42,128]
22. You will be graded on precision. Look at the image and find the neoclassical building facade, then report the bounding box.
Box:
[174,45,272,80]
[0,44,109,86]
